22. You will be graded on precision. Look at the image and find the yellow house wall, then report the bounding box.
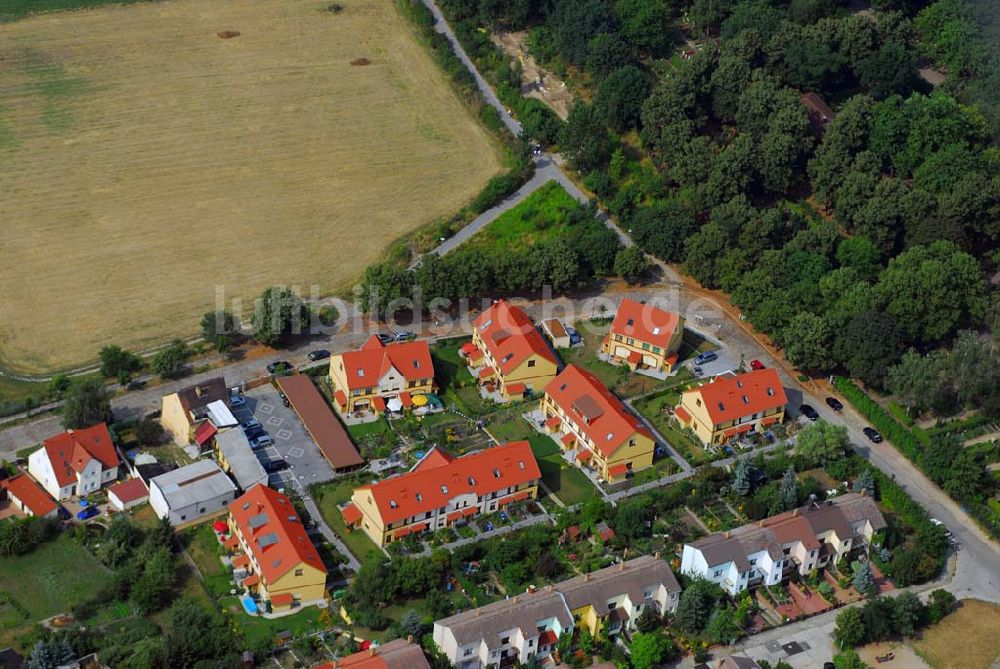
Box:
[499,354,558,395]
[160,393,192,444]
[329,356,434,414]
[678,390,786,445]
[350,489,389,547]
[574,605,602,637]
[602,319,685,371]
[266,563,328,604]
[601,432,655,480]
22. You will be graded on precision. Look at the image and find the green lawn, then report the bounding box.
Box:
[431,339,492,416]
[527,435,598,506]
[632,394,715,466]
[220,596,327,648]
[469,181,581,249]
[0,534,114,625]
[311,479,382,565]
[180,524,231,597]
[347,418,393,441]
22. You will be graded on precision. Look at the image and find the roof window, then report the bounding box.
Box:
[494,468,502,478]
[357,369,365,377]
[415,493,422,502]
[652,327,660,335]
[468,476,476,486]
[389,500,398,509]
[626,318,634,326]
[767,387,774,396]
[742,395,749,404]
[441,485,449,494]
[718,402,726,412]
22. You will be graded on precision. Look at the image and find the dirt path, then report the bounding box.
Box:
[492,31,573,119]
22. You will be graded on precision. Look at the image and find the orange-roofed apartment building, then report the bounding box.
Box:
[602,299,684,375]
[463,300,559,401]
[227,484,328,613]
[675,369,787,446]
[27,423,120,501]
[329,336,435,417]
[540,365,655,483]
[341,441,541,547]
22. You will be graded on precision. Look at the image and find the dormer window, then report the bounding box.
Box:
[415,493,422,502]
[742,395,749,404]
[357,369,365,377]
[468,476,476,486]
[389,500,397,508]
[494,468,502,478]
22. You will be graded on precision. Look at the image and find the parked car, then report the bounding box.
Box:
[825,396,844,411]
[243,417,261,431]
[566,326,582,345]
[76,506,99,521]
[694,350,718,365]
[307,349,330,361]
[246,429,267,444]
[266,361,292,374]
[262,458,289,473]
[749,359,765,370]
[229,393,246,407]
[392,331,415,342]
[376,333,393,345]
[251,434,274,448]
[693,366,704,377]
[799,404,820,421]
[863,427,883,443]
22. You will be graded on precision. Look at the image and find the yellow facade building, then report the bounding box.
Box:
[602,298,684,374]
[675,368,787,446]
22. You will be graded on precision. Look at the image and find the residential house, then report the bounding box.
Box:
[227,484,328,613]
[276,375,364,471]
[674,369,787,446]
[540,364,654,483]
[215,429,268,491]
[680,493,887,596]
[160,377,231,445]
[602,299,684,375]
[716,658,761,669]
[2,474,58,519]
[329,336,434,417]
[341,441,541,547]
[107,478,149,511]
[432,556,682,668]
[27,423,120,501]
[313,638,430,669]
[556,555,681,637]
[148,459,238,528]
[463,300,558,401]
[433,588,574,669]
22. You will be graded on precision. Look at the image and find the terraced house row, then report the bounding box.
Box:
[340,441,541,547]
[329,335,435,418]
[433,555,681,669]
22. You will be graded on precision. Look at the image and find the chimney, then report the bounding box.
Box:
[195,386,204,398]
[724,531,731,539]
[618,561,625,572]
[584,573,590,582]
[369,648,376,657]
[793,508,799,516]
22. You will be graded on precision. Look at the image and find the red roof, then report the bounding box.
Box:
[232,554,250,568]
[243,574,260,586]
[39,423,119,487]
[108,478,148,504]
[373,396,387,412]
[608,463,629,477]
[400,392,412,408]
[270,592,294,607]
[761,415,781,427]
[543,365,653,458]
[334,390,348,407]
[229,484,327,584]
[539,630,558,646]
[609,299,682,349]
[545,416,561,429]
[478,366,496,379]
[193,421,217,446]
[460,342,477,355]
[277,375,363,470]
[561,433,576,445]
[473,300,557,375]
[628,350,642,364]
[355,442,541,525]
[341,502,363,525]
[665,352,679,366]
[674,405,691,423]
[4,474,57,517]
[412,448,455,472]
[688,369,787,426]
[576,449,592,461]
[213,520,229,532]
[314,638,430,669]
[505,383,526,395]
[337,336,433,391]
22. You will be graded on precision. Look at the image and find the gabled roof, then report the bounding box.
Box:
[686,369,787,426]
[229,484,327,584]
[173,377,229,420]
[435,588,573,649]
[108,478,149,504]
[473,300,556,375]
[543,365,653,457]
[337,337,432,391]
[315,639,430,669]
[40,423,119,487]
[277,375,364,470]
[557,555,681,613]
[356,442,540,526]
[3,474,57,517]
[609,299,682,349]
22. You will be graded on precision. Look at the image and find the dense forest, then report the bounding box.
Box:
[425,0,1000,410]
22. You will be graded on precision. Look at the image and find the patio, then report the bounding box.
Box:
[596,351,672,381]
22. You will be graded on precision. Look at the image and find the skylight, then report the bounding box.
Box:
[626,318,634,326]
[767,387,774,396]
[652,327,660,335]
[389,500,398,508]
[605,432,614,441]
[518,461,525,470]
[480,319,493,331]
[413,360,420,368]
[416,493,422,502]
[468,476,476,486]
[718,402,726,412]
[742,395,750,404]
[441,485,448,494]
[493,468,502,478]
[357,369,365,377]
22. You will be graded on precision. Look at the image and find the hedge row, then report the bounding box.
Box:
[832,376,921,461]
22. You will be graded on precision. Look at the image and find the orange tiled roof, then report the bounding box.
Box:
[688,369,787,426]
[40,423,119,487]
[315,638,430,669]
[674,405,691,423]
[473,300,556,375]
[229,485,327,584]
[340,502,363,525]
[609,299,682,349]
[108,478,148,504]
[338,336,432,391]
[411,448,455,472]
[543,365,653,458]
[355,442,540,526]
[3,473,57,517]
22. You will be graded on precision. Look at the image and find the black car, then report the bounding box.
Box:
[799,404,819,421]
[266,360,292,374]
[307,349,330,362]
[825,396,844,411]
[262,458,289,473]
[863,427,884,443]
[376,333,393,345]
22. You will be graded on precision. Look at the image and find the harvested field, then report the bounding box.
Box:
[910,599,1000,669]
[0,0,502,373]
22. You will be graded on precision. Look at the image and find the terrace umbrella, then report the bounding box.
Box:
[386,397,403,412]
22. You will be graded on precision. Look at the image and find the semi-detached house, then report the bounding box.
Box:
[681,493,887,596]
[540,364,654,483]
[463,300,558,401]
[340,441,540,547]
[675,369,787,446]
[601,298,684,375]
[27,423,119,501]
[329,336,434,417]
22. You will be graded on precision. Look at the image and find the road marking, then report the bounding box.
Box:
[267,416,283,427]
[287,446,304,458]
[276,429,292,440]
[258,404,274,415]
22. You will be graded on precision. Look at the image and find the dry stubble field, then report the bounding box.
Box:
[0,0,501,373]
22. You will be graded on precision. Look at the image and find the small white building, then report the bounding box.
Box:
[27,424,119,501]
[107,478,149,511]
[148,459,237,528]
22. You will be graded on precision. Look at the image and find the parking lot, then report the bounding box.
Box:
[685,347,739,378]
[230,384,337,494]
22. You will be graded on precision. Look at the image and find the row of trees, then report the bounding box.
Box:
[834,589,957,649]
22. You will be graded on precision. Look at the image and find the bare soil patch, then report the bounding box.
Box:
[0,0,501,372]
[492,30,573,119]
